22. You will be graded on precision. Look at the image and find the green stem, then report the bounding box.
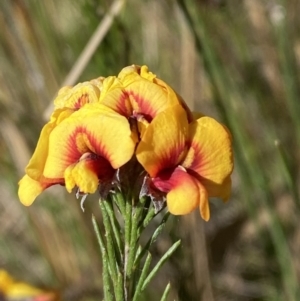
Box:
[99,199,123,300]
[94,194,176,300]
[124,194,133,299]
[92,215,113,301]
[126,197,147,278]
[103,199,124,264]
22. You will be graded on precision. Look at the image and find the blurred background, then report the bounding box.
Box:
[0,0,300,300]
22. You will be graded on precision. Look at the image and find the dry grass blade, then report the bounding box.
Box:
[0,118,30,176]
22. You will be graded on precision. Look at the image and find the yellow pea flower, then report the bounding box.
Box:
[19,78,109,206]
[0,270,59,301]
[18,103,136,206]
[18,65,232,217]
[136,105,233,221]
[99,65,193,137]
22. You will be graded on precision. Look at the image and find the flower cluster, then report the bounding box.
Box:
[18,65,233,221]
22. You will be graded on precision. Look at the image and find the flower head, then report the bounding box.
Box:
[136,105,233,221]
[18,65,233,221]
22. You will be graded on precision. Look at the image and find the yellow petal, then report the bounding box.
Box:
[182,116,233,198]
[0,270,55,299]
[19,109,72,206]
[7,282,43,297]
[139,65,157,81]
[25,108,73,181]
[44,103,135,179]
[118,65,143,79]
[68,160,99,194]
[0,270,14,291]
[64,163,76,193]
[154,77,194,122]
[160,167,200,215]
[118,65,182,119]
[89,76,105,90]
[64,154,115,194]
[99,76,132,117]
[197,181,210,221]
[201,175,232,203]
[54,81,101,110]
[18,175,46,206]
[136,105,188,177]
[136,115,149,138]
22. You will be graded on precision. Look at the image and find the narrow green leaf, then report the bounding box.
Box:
[142,205,156,228]
[99,200,119,277]
[99,200,123,299]
[124,196,132,247]
[134,245,142,262]
[160,282,171,301]
[134,212,170,268]
[142,240,181,291]
[132,252,152,301]
[115,271,125,301]
[92,215,113,301]
[112,191,126,216]
[103,199,124,264]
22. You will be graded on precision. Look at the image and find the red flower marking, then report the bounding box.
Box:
[83,154,115,181]
[115,91,131,117]
[65,126,110,165]
[74,94,89,110]
[127,90,157,121]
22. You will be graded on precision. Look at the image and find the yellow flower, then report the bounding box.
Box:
[18,103,136,206]
[99,65,193,136]
[0,270,58,300]
[19,79,109,206]
[54,78,104,110]
[18,65,233,216]
[136,105,233,221]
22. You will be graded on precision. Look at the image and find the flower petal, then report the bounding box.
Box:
[99,76,132,117]
[0,269,57,300]
[196,180,210,221]
[18,175,48,206]
[25,108,74,181]
[66,160,99,194]
[54,81,101,110]
[200,175,232,203]
[44,103,135,179]
[136,105,188,177]
[118,65,183,120]
[64,153,115,194]
[153,167,200,215]
[64,164,76,193]
[182,116,233,198]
